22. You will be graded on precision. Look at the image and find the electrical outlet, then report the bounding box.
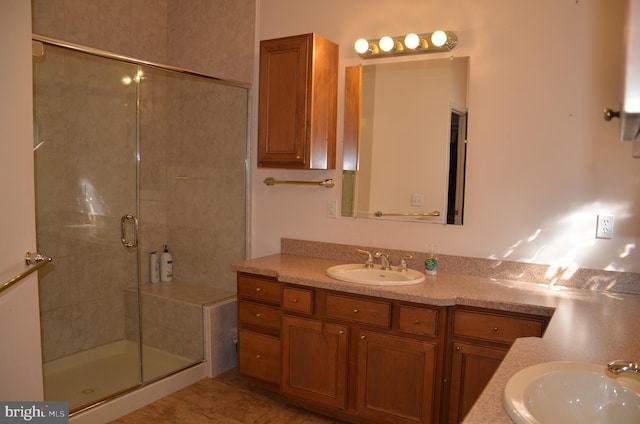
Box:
[411,193,424,207]
[596,214,614,239]
[327,200,337,218]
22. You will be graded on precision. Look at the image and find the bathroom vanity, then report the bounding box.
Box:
[233,250,605,424]
[237,270,548,423]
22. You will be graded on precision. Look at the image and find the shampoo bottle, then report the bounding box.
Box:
[425,244,437,276]
[149,251,160,283]
[160,245,173,282]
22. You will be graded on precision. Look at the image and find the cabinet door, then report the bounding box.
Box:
[357,331,438,424]
[258,35,309,168]
[281,315,348,409]
[448,342,507,424]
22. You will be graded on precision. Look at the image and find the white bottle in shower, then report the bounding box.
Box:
[160,245,173,282]
[150,251,160,283]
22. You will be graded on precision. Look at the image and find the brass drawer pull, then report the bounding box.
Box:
[256,313,262,318]
[255,287,262,292]
[360,335,366,340]
[456,346,460,351]
[414,319,421,324]
[292,298,298,303]
[339,330,344,335]
[493,327,499,332]
[353,309,359,313]
[256,354,261,359]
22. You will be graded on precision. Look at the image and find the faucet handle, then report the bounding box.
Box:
[399,255,413,272]
[357,249,375,268]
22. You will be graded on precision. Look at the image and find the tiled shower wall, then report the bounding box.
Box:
[32,0,254,362]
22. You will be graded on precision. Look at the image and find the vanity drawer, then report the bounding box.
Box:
[283,287,313,314]
[398,306,439,336]
[238,329,281,384]
[238,274,281,305]
[453,310,544,344]
[325,294,391,328]
[239,301,282,329]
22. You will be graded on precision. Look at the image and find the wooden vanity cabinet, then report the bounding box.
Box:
[281,284,446,424]
[236,272,549,424]
[237,273,282,386]
[257,33,338,169]
[445,307,549,423]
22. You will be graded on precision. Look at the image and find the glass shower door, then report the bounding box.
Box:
[33,42,142,411]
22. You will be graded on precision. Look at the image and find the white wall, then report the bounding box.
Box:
[253,0,640,273]
[0,1,44,400]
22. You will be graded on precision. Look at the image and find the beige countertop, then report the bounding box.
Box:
[232,253,640,423]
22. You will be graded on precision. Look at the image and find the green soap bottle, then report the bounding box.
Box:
[425,244,437,276]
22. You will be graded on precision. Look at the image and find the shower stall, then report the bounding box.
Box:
[32,36,248,413]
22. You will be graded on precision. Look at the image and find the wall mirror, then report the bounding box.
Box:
[342,57,469,225]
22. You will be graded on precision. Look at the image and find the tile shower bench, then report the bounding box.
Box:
[125,282,237,378]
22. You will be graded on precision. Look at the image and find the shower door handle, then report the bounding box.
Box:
[121,214,139,248]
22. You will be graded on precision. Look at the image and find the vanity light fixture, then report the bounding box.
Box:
[354,30,457,59]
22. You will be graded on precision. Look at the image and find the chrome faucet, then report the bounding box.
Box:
[375,252,391,270]
[357,249,375,268]
[398,255,413,272]
[607,360,640,376]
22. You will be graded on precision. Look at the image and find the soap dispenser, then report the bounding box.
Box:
[425,244,437,276]
[160,245,173,282]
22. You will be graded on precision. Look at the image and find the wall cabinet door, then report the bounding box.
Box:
[357,330,438,424]
[281,315,348,409]
[257,33,338,169]
[447,342,507,424]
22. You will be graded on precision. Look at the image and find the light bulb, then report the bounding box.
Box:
[404,33,420,49]
[379,36,395,52]
[354,38,370,54]
[431,30,448,47]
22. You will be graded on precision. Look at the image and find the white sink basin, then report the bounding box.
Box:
[503,361,640,424]
[326,263,425,286]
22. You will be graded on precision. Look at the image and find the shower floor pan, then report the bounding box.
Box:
[44,339,196,412]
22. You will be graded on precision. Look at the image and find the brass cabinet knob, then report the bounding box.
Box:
[493,327,499,332]
[256,313,261,318]
[414,319,421,324]
[256,287,262,292]
[353,309,359,314]
[292,298,298,303]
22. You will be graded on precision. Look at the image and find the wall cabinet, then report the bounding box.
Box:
[236,273,549,424]
[257,33,338,169]
[446,307,548,423]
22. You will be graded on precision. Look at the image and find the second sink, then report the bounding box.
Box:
[326,263,425,286]
[503,361,640,424]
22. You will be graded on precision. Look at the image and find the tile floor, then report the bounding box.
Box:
[110,369,346,423]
